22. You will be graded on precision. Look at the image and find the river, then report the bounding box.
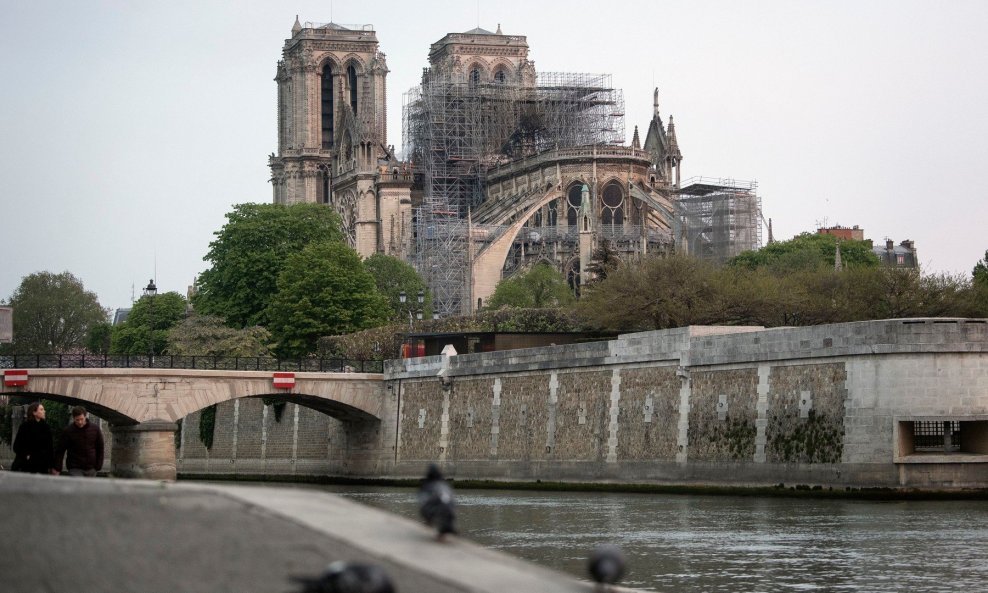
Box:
[304,484,988,593]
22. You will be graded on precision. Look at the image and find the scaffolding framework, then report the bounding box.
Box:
[677,177,762,262]
[403,72,626,317]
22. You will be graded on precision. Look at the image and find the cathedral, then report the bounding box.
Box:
[269,18,760,318]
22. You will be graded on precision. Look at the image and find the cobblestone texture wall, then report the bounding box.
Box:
[765,363,846,464]
[397,379,445,461]
[615,367,680,461]
[494,374,552,461]
[554,371,611,462]
[688,369,759,462]
[446,377,494,460]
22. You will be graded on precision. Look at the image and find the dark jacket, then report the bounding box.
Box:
[12,419,56,473]
[56,421,104,472]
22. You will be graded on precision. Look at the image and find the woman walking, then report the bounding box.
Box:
[12,402,57,474]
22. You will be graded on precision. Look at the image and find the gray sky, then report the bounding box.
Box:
[2,0,986,313]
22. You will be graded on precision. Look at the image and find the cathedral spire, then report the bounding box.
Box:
[666,115,681,158]
[632,125,640,149]
[292,15,302,35]
[653,87,660,117]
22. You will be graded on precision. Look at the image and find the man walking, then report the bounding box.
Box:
[55,406,104,477]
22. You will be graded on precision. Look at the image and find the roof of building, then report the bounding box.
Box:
[463,27,496,35]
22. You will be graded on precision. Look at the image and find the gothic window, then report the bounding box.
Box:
[469,67,481,88]
[494,68,506,84]
[567,184,582,227]
[318,168,331,204]
[547,201,558,227]
[601,182,624,229]
[321,64,334,149]
[347,65,358,113]
[533,209,542,227]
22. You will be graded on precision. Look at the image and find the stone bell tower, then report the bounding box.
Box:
[269,17,405,257]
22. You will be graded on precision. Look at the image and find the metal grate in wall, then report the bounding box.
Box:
[913,420,961,452]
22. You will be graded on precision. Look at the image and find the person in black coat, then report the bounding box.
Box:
[12,402,57,474]
[55,406,104,477]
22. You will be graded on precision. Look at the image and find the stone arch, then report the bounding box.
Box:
[316,53,343,73]
[599,178,625,227]
[471,187,562,309]
[490,59,513,84]
[465,60,489,86]
[1,390,139,426]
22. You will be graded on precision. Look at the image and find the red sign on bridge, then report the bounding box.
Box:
[272,372,295,390]
[4,369,28,387]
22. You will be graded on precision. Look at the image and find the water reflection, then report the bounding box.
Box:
[318,485,988,593]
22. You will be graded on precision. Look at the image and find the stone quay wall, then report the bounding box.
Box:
[386,319,988,490]
[4,319,986,491]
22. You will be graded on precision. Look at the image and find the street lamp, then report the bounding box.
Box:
[398,289,426,329]
[143,279,157,362]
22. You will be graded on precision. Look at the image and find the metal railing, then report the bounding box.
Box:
[0,354,384,374]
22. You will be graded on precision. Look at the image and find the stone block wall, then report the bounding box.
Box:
[385,319,988,489]
[688,369,759,462]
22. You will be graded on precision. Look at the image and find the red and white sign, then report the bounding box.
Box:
[272,372,295,390]
[4,369,28,387]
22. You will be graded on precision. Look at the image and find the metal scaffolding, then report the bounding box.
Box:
[677,177,762,262]
[402,72,626,317]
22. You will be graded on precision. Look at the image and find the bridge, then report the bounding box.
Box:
[2,365,386,481]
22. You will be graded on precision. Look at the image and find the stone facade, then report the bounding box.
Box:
[269,20,688,317]
[385,319,988,490]
[4,319,986,491]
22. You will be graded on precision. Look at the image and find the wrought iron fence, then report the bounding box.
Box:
[0,354,384,374]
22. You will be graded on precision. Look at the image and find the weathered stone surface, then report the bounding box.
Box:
[688,369,759,461]
[615,366,680,460]
[765,363,846,464]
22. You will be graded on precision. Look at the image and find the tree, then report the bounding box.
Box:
[973,250,988,289]
[584,240,622,284]
[485,263,576,309]
[267,242,389,357]
[576,255,723,331]
[193,203,344,328]
[110,292,187,355]
[363,253,431,322]
[166,315,272,357]
[3,271,108,353]
[86,322,113,355]
[730,233,879,272]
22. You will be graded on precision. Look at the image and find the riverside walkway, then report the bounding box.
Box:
[0,472,623,593]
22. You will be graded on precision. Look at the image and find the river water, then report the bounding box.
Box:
[308,484,988,593]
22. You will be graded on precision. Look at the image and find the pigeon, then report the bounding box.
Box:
[290,561,395,593]
[417,463,457,540]
[588,544,625,591]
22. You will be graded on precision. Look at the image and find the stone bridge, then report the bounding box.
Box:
[2,368,386,481]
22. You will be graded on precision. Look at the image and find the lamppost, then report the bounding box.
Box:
[143,279,157,363]
[398,289,425,329]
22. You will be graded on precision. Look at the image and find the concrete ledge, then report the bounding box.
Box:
[0,472,636,593]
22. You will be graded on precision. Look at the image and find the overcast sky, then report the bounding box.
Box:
[2,0,986,313]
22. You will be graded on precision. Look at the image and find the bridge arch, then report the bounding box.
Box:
[3,369,386,481]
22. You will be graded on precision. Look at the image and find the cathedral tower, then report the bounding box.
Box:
[270,18,406,257]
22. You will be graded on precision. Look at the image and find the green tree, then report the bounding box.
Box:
[267,242,389,357]
[577,255,721,330]
[166,315,272,357]
[363,253,431,322]
[485,263,576,309]
[86,322,113,355]
[111,292,187,355]
[730,233,879,272]
[973,250,988,289]
[193,203,344,328]
[3,271,108,353]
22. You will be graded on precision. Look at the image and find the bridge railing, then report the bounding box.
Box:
[0,354,384,374]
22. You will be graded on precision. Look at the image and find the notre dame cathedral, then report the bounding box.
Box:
[269,18,761,318]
